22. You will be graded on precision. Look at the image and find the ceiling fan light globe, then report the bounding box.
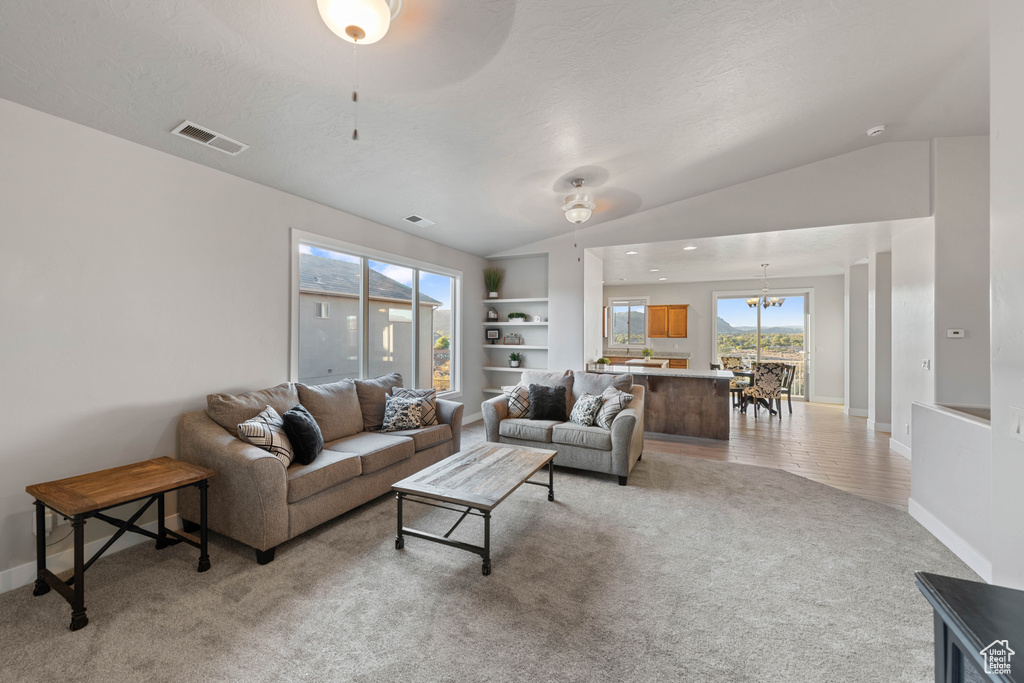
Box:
[318,0,392,44]
[564,206,592,224]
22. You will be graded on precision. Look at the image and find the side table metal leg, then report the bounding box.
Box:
[197,480,210,572]
[395,492,405,549]
[547,460,554,501]
[481,510,491,576]
[155,492,168,549]
[32,501,50,597]
[70,516,88,631]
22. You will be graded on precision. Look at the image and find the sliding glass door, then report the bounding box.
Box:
[715,293,808,399]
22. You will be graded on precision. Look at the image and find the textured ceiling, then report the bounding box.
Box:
[590,220,927,284]
[0,0,988,256]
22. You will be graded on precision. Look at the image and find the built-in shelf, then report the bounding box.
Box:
[482,298,548,304]
[482,366,544,372]
[482,344,548,350]
[480,321,547,326]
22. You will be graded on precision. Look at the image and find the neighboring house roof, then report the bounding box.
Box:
[299,253,441,305]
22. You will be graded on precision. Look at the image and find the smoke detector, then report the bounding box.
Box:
[866,125,886,137]
[171,121,249,156]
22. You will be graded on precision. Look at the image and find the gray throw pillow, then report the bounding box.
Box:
[379,396,422,432]
[207,383,298,437]
[237,405,294,466]
[391,387,438,425]
[296,380,363,441]
[569,392,604,427]
[572,371,632,402]
[353,373,403,431]
[595,386,635,430]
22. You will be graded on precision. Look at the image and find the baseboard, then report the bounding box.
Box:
[909,499,992,583]
[0,514,180,595]
[867,420,892,433]
[463,411,483,424]
[847,408,869,418]
[889,438,912,460]
[812,396,844,405]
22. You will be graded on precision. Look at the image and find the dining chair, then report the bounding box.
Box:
[779,363,796,413]
[741,362,788,419]
[720,356,748,408]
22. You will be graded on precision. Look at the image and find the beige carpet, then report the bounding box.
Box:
[0,430,976,682]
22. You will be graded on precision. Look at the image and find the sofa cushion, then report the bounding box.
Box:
[499,419,561,443]
[237,405,294,466]
[286,450,362,503]
[595,386,635,429]
[380,396,422,432]
[296,380,363,442]
[206,383,298,437]
[353,373,403,431]
[281,404,324,466]
[501,385,530,418]
[572,371,632,402]
[391,387,438,426]
[520,370,575,414]
[552,422,613,451]
[385,424,453,452]
[528,384,568,421]
[325,431,415,474]
[569,392,603,427]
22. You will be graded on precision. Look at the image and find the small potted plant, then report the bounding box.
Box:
[641,347,654,358]
[596,357,610,365]
[508,312,528,322]
[484,267,505,298]
[508,351,522,368]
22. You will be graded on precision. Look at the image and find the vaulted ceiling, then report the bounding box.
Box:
[0,0,988,256]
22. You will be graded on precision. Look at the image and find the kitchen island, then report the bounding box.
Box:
[590,365,734,440]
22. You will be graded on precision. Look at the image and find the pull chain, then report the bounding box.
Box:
[352,43,359,140]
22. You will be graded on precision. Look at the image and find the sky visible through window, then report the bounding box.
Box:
[718,296,804,327]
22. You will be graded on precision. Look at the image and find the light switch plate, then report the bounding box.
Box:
[921,359,931,370]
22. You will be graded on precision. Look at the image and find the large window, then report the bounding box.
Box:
[608,298,648,347]
[293,233,460,395]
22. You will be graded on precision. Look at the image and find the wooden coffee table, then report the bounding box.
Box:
[392,442,556,575]
[26,457,215,631]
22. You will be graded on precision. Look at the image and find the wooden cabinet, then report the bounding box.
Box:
[647,304,688,338]
[668,359,689,369]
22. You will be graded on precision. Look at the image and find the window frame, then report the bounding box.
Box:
[290,229,462,398]
[606,296,650,348]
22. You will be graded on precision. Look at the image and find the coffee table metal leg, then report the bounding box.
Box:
[547,460,555,501]
[197,480,211,572]
[155,492,168,549]
[32,501,50,597]
[70,516,88,631]
[481,510,491,576]
[395,492,405,550]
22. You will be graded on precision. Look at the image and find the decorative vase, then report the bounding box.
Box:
[509,360,520,368]
[489,291,498,298]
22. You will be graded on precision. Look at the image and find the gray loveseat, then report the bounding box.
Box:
[177,374,463,564]
[482,370,644,485]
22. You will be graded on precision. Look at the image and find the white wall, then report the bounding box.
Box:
[603,275,845,402]
[868,252,893,431]
[990,0,1024,589]
[845,264,869,416]
[0,98,486,578]
[890,221,936,454]
[932,136,991,407]
[582,251,605,363]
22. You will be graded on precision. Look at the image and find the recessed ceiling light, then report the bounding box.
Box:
[867,125,886,137]
[658,277,667,281]
[649,268,660,272]
[683,246,697,251]
[625,250,638,255]
[617,278,627,281]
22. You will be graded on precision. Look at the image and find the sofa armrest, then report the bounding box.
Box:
[177,410,289,551]
[609,385,645,477]
[481,394,509,442]
[436,399,464,453]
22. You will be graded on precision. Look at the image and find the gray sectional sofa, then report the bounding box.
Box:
[482,370,644,485]
[177,374,463,564]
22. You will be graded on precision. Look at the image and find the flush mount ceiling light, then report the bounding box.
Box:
[746,264,785,309]
[563,179,596,225]
[317,0,398,44]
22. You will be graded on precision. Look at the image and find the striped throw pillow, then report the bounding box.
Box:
[502,385,530,419]
[237,405,294,466]
[391,387,438,426]
[595,387,634,430]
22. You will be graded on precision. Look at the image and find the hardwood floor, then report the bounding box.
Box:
[645,401,912,508]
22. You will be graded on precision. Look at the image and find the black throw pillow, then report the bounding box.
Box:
[281,404,324,466]
[528,384,567,421]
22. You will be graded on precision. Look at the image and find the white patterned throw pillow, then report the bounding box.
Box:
[501,384,530,419]
[380,396,422,432]
[569,392,604,427]
[391,387,438,426]
[237,405,294,466]
[595,386,635,430]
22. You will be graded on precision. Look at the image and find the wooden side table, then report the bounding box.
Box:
[26,456,215,631]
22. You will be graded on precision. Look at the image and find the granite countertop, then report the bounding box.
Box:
[601,349,691,359]
[589,365,733,379]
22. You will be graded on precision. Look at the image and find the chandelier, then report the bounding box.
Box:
[747,264,785,308]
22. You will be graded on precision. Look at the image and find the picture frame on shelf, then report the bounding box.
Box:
[485,328,501,343]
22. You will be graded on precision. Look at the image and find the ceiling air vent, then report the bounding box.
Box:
[403,214,435,227]
[171,120,249,156]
